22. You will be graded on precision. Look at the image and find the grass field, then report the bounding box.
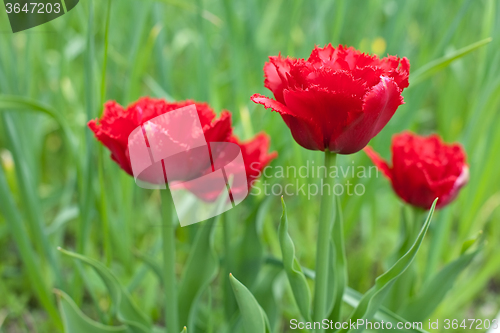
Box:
[0,0,500,332]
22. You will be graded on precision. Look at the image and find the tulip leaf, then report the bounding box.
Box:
[178,219,218,329]
[229,273,271,333]
[400,248,481,321]
[343,287,429,333]
[264,257,428,333]
[340,198,437,333]
[58,248,151,332]
[252,265,282,331]
[325,241,336,317]
[410,38,492,86]
[278,197,312,321]
[55,289,130,333]
[329,196,347,322]
[235,197,271,288]
[228,198,270,320]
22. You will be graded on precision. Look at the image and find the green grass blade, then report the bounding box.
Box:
[100,0,112,109]
[432,0,474,57]
[0,166,62,329]
[79,0,96,256]
[143,76,174,101]
[122,3,152,102]
[1,113,64,288]
[98,0,113,267]
[278,197,311,321]
[0,95,77,152]
[410,38,492,86]
[152,2,171,94]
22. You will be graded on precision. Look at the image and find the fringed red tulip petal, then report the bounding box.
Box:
[252,44,410,154]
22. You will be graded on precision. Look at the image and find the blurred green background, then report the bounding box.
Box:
[0,0,499,331]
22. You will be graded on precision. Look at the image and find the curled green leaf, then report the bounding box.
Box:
[341,199,438,333]
[55,289,129,332]
[58,248,151,332]
[229,273,270,333]
[400,248,481,321]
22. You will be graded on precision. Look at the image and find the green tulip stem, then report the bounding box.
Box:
[161,187,179,333]
[313,151,337,331]
[222,213,236,319]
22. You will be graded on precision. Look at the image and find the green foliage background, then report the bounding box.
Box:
[0,0,499,331]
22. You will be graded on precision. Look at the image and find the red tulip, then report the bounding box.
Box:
[364,131,469,209]
[88,97,276,200]
[88,97,232,181]
[251,44,410,154]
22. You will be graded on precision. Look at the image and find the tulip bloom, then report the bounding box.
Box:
[88,97,276,196]
[89,97,232,178]
[364,131,469,209]
[251,44,410,154]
